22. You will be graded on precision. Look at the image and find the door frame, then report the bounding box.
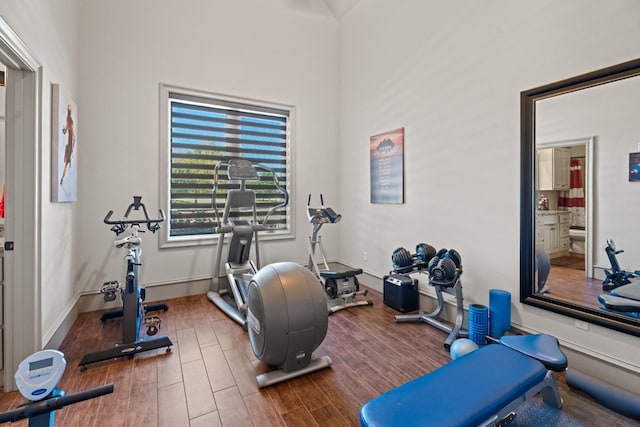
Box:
[0,17,42,390]
[537,137,594,277]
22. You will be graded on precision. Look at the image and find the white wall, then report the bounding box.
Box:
[337,0,640,384]
[76,1,340,298]
[537,76,640,271]
[0,0,80,345]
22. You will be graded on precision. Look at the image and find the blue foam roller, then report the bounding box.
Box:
[489,289,511,338]
[566,369,640,420]
[468,304,488,346]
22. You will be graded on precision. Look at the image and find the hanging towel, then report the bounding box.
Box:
[0,184,5,218]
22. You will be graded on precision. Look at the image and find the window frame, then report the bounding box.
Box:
[159,83,296,248]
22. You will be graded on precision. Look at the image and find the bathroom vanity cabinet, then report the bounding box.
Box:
[537,147,570,191]
[536,211,570,258]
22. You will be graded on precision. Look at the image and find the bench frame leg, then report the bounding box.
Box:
[479,371,563,427]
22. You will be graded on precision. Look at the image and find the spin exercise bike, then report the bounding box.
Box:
[0,350,113,426]
[79,196,172,370]
[391,244,467,349]
[307,194,372,313]
[207,159,289,328]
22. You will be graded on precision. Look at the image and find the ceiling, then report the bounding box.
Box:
[324,0,361,20]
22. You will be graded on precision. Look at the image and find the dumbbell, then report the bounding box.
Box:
[428,249,462,283]
[391,243,437,270]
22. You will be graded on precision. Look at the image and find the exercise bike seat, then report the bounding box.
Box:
[320,268,363,279]
[500,334,567,372]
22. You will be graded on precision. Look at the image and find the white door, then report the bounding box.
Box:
[0,68,5,386]
[0,18,41,391]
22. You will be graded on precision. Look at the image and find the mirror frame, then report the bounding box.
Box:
[520,57,640,337]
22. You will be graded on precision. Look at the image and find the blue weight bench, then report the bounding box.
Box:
[360,334,567,427]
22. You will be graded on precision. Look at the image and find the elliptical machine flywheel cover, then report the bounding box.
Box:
[247,262,329,372]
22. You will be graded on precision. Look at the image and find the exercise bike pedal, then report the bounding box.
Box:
[144,315,162,336]
[100,280,121,302]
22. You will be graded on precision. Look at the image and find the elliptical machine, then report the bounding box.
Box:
[247,262,332,387]
[207,159,289,328]
[391,244,467,349]
[79,196,172,370]
[307,194,372,313]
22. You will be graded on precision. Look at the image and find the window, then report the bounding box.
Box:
[160,84,293,247]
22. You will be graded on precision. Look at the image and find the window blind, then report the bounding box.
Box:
[169,93,289,237]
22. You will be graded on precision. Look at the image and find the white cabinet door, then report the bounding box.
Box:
[553,148,570,190]
[542,223,559,253]
[537,148,570,190]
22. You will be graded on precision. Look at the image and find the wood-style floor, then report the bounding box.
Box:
[545,254,635,315]
[545,260,603,309]
[0,287,637,426]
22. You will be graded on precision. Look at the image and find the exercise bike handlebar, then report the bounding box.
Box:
[0,384,114,423]
[104,196,165,235]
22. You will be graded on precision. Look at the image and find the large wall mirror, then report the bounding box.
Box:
[521,57,640,336]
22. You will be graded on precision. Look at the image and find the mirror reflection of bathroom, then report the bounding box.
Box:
[536,144,589,277]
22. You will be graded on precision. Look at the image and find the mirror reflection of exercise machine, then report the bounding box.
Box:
[307,194,372,313]
[0,350,114,426]
[208,159,289,328]
[602,239,640,290]
[598,239,640,315]
[79,196,172,370]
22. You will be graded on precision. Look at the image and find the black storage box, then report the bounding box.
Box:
[383,274,419,313]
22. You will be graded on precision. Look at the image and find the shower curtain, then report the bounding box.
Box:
[559,158,585,227]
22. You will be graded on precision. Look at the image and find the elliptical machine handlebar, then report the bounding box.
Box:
[103,196,165,235]
[259,164,289,228]
[212,159,289,231]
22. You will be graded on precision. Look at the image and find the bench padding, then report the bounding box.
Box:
[360,344,547,427]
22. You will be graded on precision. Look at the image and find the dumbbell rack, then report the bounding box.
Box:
[394,272,467,350]
[390,244,468,350]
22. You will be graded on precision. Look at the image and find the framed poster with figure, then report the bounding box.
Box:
[51,83,78,202]
[629,152,640,182]
[370,127,404,204]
